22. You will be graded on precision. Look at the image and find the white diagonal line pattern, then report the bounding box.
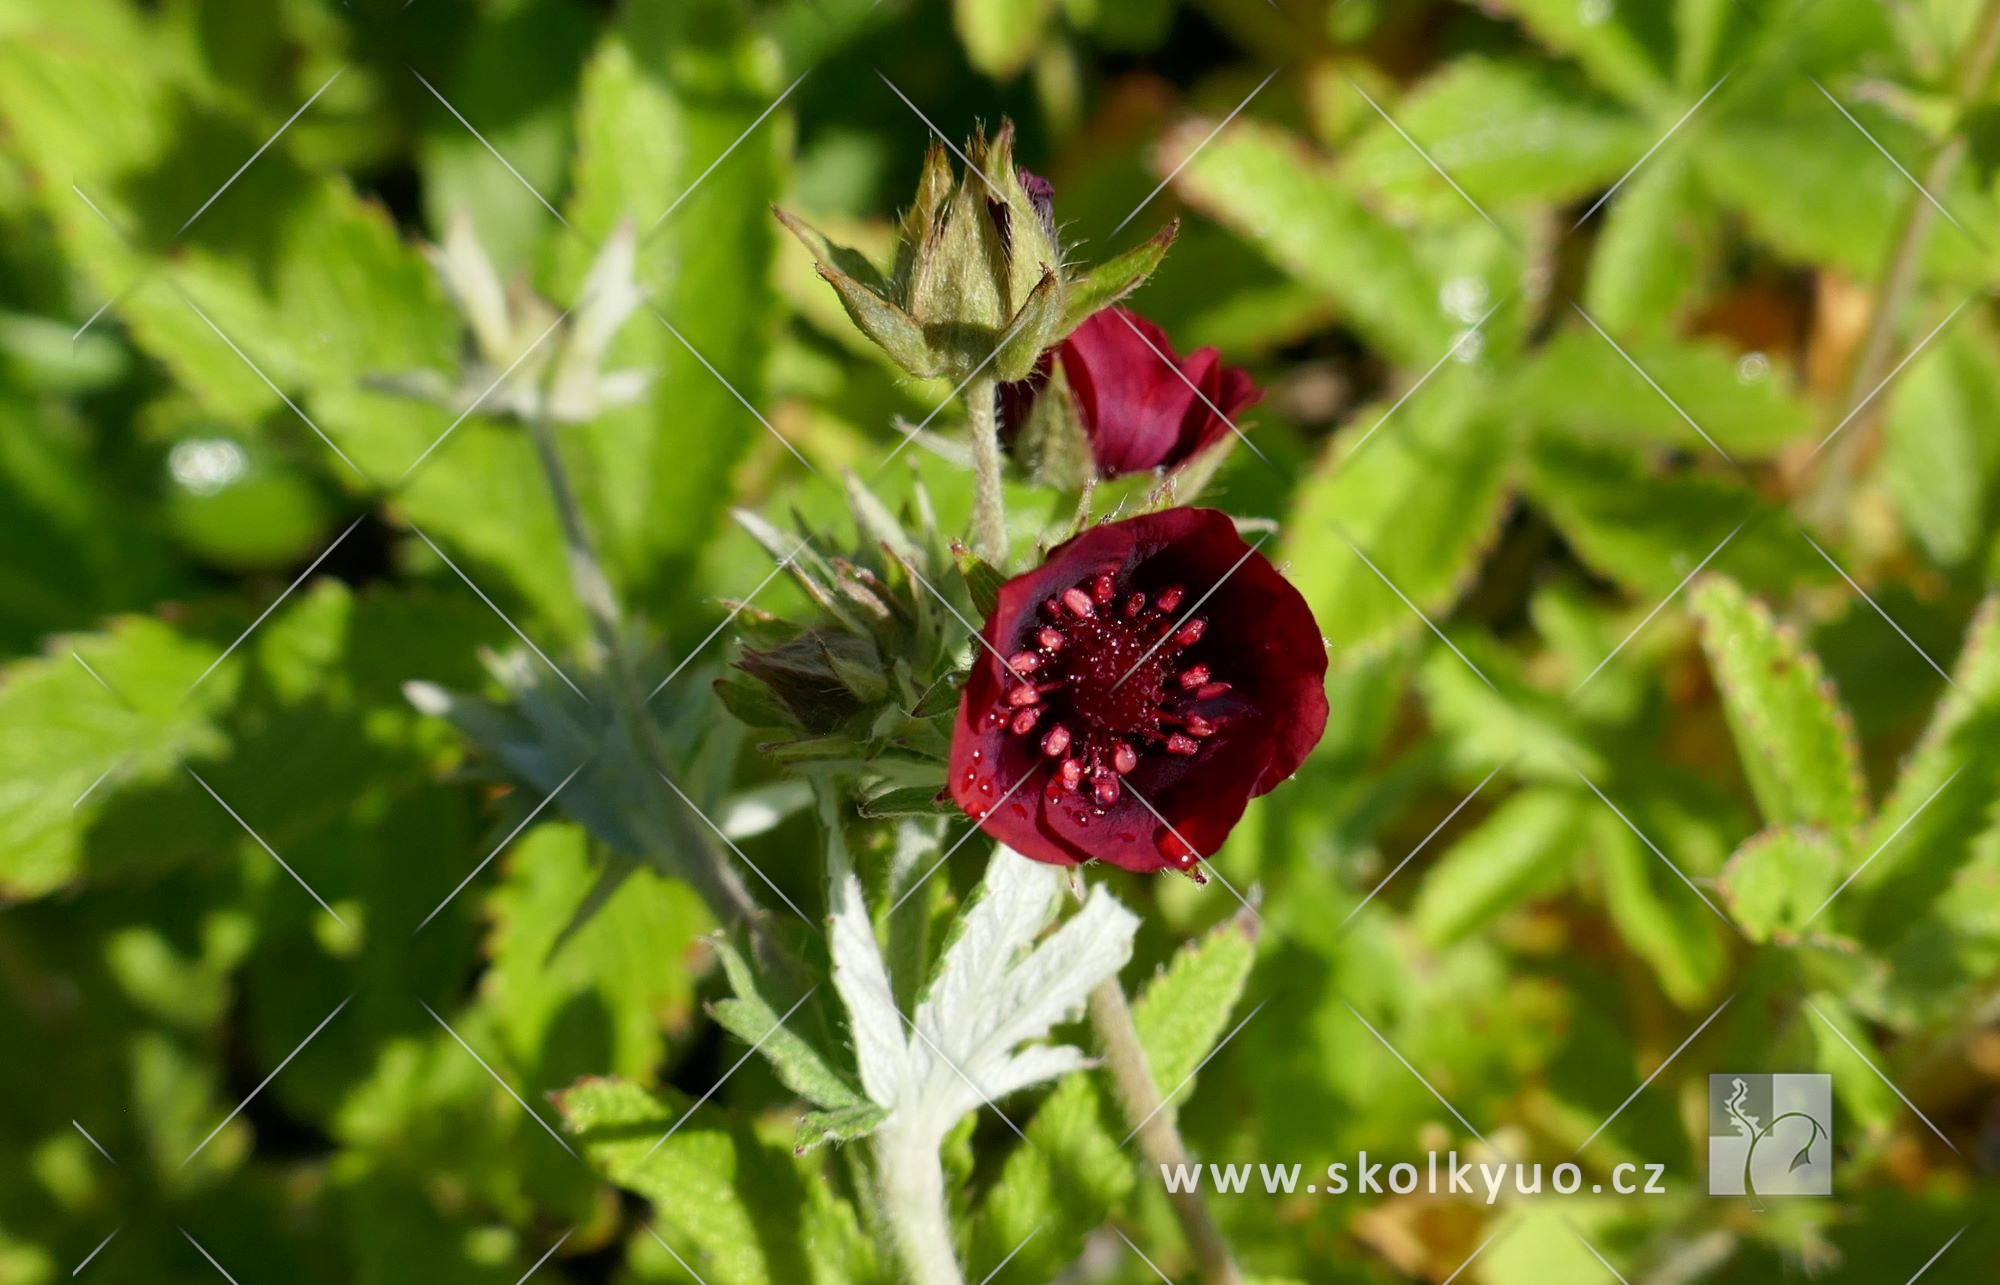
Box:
[650,308,815,472]
[1119,997,1268,1147]
[1109,66,1281,240]
[1343,1000,1490,1147]
[178,67,349,237]
[179,1227,242,1284]
[902,559,1032,684]
[978,1225,1042,1284]
[1798,528,1954,686]
[1572,72,1731,230]
[1571,519,1746,696]
[187,514,369,695]
[1907,1225,1969,1283]
[875,300,1049,473]
[74,762,120,811]
[182,994,352,1168]
[1343,292,1511,462]
[404,520,592,705]
[514,1227,575,1284]
[1113,532,1270,689]
[410,67,571,230]
[1570,764,1737,929]
[1570,992,1735,1155]
[1337,531,1497,691]
[1108,309,1271,467]
[873,68,1008,203]
[1440,1223,1511,1285]
[74,1225,120,1275]
[1340,762,1506,930]
[413,760,591,934]
[173,288,368,480]
[186,767,349,925]
[654,68,814,227]
[418,997,581,1160]
[1344,73,1509,238]
[898,1008,1032,1144]
[1567,299,1735,466]
[1800,765,1963,929]
[1803,1000,1959,1154]
[655,769,815,925]
[1810,76,1973,242]
[72,1120,118,1167]
[649,538,813,702]
[1567,1222,1633,1285]
[1111,1225,1176,1285]
[887,766,1044,917]
[642,984,820,1159]
[397,307,574,481]
[643,1223,713,1285]
[1120,782,1258,920]
[1810,295,1976,458]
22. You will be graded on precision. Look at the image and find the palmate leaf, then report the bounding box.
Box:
[969,910,1258,1282]
[1689,574,1868,834]
[1160,115,1452,366]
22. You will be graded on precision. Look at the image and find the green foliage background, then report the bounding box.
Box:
[3,0,1998,1280]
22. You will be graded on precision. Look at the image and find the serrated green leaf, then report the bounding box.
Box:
[1582,147,1718,336]
[1283,369,1516,652]
[1848,597,2000,946]
[1689,575,1867,833]
[557,1076,879,1285]
[711,935,868,1113]
[793,1102,891,1154]
[1344,58,1651,212]
[1717,827,1842,943]
[1510,330,1813,459]
[1161,116,1451,366]
[1414,790,1586,946]
[1524,435,1818,596]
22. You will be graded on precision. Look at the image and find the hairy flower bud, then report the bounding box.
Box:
[777,119,1178,386]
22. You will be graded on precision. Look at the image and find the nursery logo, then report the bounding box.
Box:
[1707,1074,1832,1201]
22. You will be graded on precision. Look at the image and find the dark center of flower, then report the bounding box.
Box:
[977,573,1230,839]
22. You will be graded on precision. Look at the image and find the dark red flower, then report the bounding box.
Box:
[946,508,1327,877]
[1002,307,1263,479]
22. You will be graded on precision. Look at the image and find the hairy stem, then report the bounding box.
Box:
[964,375,1009,565]
[1807,0,2000,524]
[1089,977,1244,1284]
[523,411,764,931]
[872,1117,966,1285]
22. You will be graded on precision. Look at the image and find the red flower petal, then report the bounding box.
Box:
[947,508,1327,876]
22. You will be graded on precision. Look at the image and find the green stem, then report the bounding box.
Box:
[1807,0,2000,526]
[964,375,1009,565]
[1088,977,1245,1285]
[523,411,764,931]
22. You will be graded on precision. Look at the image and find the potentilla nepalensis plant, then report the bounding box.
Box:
[691,119,1324,1285]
